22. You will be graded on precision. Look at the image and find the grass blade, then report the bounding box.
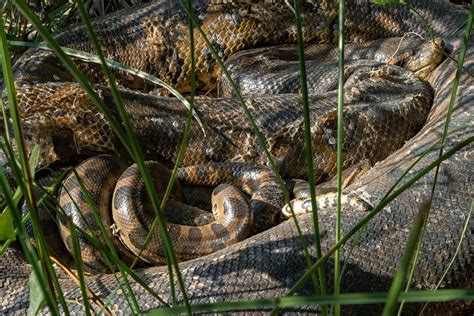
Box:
[292,0,326,301]
[73,0,193,311]
[334,1,346,315]
[382,200,430,315]
[148,289,474,315]
[67,216,93,316]
[0,12,67,314]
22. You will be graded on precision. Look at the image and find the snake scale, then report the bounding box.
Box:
[1,0,473,314]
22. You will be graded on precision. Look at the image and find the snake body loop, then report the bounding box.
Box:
[112,162,252,265]
[58,156,252,270]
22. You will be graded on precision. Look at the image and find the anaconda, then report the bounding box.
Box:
[55,55,436,271]
[0,0,473,314]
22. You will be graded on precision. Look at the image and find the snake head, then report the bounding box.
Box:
[387,36,444,80]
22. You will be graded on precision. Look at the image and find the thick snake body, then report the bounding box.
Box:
[1,0,473,314]
[220,36,443,96]
[19,58,436,270]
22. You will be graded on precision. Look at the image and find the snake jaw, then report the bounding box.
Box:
[387,36,445,80]
[413,64,439,81]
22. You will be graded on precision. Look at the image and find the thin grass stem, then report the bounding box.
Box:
[0,13,68,313]
[382,200,430,315]
[149,289,474,315]
[292,0,326,301]
[67,217,93,316]
[334,0,346,315]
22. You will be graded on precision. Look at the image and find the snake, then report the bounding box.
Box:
[0,0,473,314]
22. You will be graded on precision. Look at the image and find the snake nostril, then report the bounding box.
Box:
[77,112,94,125]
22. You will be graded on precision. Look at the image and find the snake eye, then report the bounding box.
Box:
[78,112,94,125]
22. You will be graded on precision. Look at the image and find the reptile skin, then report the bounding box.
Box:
[54,57,435,271]
[1,0,473,314]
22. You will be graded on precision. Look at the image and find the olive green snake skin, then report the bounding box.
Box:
[1,0,473,314]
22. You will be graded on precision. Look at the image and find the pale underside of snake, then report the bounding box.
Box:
[0,0,473,314]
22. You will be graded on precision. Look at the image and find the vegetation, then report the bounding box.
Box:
[0,0,472,314]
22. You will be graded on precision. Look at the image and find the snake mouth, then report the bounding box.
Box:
[412,64,439,80]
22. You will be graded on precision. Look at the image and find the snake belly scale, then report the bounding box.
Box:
[0,0,472,314]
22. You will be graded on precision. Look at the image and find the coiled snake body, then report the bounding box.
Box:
[1,0,473,314]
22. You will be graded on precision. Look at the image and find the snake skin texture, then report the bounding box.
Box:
[1,0,473,314]
[219,36,443,96]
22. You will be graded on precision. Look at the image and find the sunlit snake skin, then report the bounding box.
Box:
[12,38,441,271]
[18,58,437,271]
[219,36,443,97]
[0,0,473,314]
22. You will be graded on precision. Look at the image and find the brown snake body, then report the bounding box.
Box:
[0,0,473,314]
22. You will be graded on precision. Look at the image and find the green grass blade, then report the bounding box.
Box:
[0,12,69,314]
[149,289,474,315]
[292,0,326,300]
[334,1,346,315]
[0,197,16,241]
[382,200,430,315]
[67,217,93,316]
[27,261,47,315]
[397,220,425,315]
